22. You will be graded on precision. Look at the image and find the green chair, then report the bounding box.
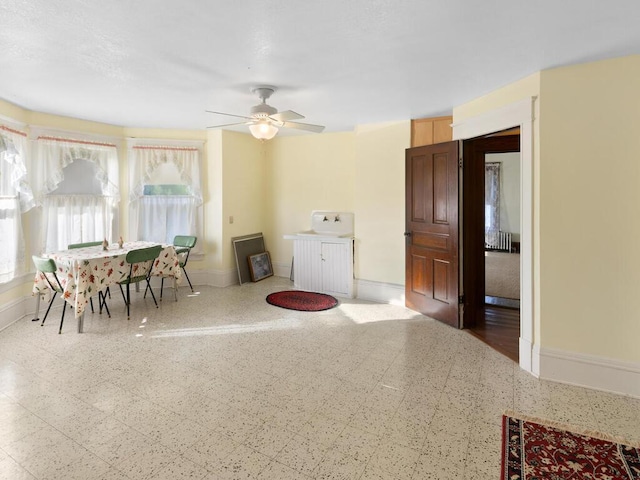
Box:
[32,256,68,334]
[118,245,162,319]
[68,241,111,317]
[172,235,197,292]
[151,235,197,301]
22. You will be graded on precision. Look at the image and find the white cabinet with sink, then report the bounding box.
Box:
[284,211,355,298]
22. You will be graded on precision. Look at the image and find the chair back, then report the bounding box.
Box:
[32,255,64,292]
[122,245,162,284]
[174,235,197,249]
[68,241,102,249]
[173,235,196,267]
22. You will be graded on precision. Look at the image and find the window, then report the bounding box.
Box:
[32,136,120,252]
[43,160,118,251]
[129,145,202,250]
[0,126,33,283]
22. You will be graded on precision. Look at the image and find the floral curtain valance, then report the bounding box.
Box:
[33,136,119,203]
[129,146,202,205]
[0,126,34,212]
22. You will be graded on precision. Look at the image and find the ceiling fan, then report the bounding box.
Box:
[206,86,325,140]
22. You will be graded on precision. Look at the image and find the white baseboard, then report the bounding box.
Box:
[184,268,238,288]
[518,336,537,376]
[0,296,30,331]
[355,279,405,306]
[539,347,640,398]
[272,261,291,280]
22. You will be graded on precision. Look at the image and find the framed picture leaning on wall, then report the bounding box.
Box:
[248,251,273,282]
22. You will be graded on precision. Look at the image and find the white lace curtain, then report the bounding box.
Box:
[0,127,34,282]
[34,136,120,252]
[129,147,202,202]
[42,195,118,253]
[138,195,198,245]
[32,136,119,202]
[129,146,202,245]
[485,162,501,248]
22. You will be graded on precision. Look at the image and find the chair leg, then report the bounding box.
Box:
[41,292,57,326]
[99,291,111,318]
[160,278,164,302]
[119,284,127,305]
[58,301,67,334]
[126,284,131,320]
[90,297,94,313]
[143,282,150,299]
[145,278,159,308]
[182,267,194,292]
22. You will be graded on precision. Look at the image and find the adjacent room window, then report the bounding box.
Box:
[129,145,202,249]
[0,126,34,283]
[33,136,120,252]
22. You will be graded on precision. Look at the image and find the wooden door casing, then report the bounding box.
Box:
[405,141,459,328]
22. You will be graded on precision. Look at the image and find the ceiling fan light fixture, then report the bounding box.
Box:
[249,120,278,140]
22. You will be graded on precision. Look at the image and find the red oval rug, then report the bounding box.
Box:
[266,290,338,311]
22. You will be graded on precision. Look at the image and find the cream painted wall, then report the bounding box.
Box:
[264,132,356,270]
[204,130,224,271]
[354,121,410,285]
[219,131,267,272]
[539,55,640,362]
[0,98,29,123]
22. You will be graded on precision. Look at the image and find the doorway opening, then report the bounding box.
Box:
[462,132,520,362]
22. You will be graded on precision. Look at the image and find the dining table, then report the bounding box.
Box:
[32,241,182,333]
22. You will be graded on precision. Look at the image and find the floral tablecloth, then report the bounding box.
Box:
[33,241,182,318]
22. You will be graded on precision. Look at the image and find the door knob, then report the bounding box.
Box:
[404,232,411,237]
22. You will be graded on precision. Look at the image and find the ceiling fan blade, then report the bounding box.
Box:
[282,121,325,133]
[270,110,304,122]
[205,110,254,121]
[206,121,252,129]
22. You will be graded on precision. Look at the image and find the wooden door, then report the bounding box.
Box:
[405,141,459,328]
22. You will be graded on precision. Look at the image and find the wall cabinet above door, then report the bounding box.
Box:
[411,115,453,147]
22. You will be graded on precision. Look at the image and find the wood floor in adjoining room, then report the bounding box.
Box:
[468,304,520,363]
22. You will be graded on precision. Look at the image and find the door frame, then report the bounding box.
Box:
[452,97,536,375]
[462,134,520,330]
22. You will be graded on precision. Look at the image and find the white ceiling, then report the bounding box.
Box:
[1,1,639,134]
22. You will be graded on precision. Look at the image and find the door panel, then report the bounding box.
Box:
[405,141,459,328]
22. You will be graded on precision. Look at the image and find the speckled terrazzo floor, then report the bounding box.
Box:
[1,277,638,479]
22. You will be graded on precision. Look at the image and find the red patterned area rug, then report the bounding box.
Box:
[266,290,338,312]
[502,412,640,479]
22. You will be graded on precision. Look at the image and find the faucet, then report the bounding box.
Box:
[323,216,328,222]
[334,214,340,222]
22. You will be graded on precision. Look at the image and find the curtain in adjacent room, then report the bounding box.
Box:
[485,162,501,249]
[0,126,33,283]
